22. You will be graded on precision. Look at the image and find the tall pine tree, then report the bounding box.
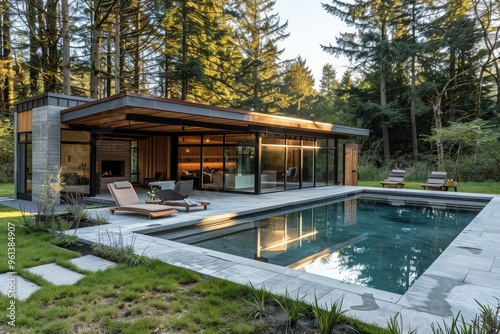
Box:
[231,0,289,113]
[322,0,406,163]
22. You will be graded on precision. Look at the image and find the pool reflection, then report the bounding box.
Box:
[152,196,481,294]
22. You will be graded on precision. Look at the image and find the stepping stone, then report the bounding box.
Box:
[0,273,41,300]
[70,255,117,272]
[26,263,85,286]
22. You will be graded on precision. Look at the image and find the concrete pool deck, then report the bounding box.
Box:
[4,186,500,331]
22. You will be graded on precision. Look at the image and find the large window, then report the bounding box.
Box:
[131,141,138,183]
[17,132,32,198]
[176,133,338,193]
[61,130,91,194]
[178,134,257,192]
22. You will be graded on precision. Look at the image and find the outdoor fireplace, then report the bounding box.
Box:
[101,160,125,177]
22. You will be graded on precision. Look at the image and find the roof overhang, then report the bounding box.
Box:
[60,92,369,139]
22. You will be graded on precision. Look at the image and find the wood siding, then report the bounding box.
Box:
[138,136,171,183]
[17,111,32,132]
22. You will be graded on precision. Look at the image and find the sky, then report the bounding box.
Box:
[273,0,350,89]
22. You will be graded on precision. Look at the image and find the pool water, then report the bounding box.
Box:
[150,195,483,294]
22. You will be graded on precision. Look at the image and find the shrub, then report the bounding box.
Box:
[62,192,88,230]
[19,167,64,232]
[89,209,110,225]
[92,229,151,267]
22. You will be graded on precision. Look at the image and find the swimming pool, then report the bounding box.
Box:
[149,194,485,294]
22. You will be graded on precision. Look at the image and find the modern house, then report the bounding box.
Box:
[14,92,369,201]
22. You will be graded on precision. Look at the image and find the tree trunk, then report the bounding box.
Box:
[27,0,40,95]
[380,62,391,164]
[410,1,418,165]
[432,95,444,169]
[133,0,142,91]
[62,0,70,95]
[115,14,120,94]
[181,1,188,100]
[90,26,101,98]
[46,0,59,92]
[1,0,13,111]
[106,35,111,96]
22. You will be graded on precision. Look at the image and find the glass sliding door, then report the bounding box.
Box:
[286,146,300,190]
[224,134,256,193]
[178,146,201,186]
[61,131,91,195]
[202,145,224,189]
[302,148,314,187]
[261,145,285,192]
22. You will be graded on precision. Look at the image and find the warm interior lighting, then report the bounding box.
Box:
[261,231,318,251]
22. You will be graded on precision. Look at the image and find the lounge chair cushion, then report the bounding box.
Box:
[421,171,447,190]
[114,181,132,189]
[108,181,141,206]
[380,169,406,187]
[118,204,175,212]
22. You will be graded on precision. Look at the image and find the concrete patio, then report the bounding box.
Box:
[2,185,499,331]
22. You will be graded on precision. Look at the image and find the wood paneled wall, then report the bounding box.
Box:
[17,111,33,132]
[138,136,171,182]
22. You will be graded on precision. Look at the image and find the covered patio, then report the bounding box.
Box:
[15,92,368,201]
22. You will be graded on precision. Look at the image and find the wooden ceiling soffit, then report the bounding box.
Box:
[124,114,249,132]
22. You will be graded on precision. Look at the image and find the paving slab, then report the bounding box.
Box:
[0,273,41,300]
[26,263,85,285]
[69,255,117,272]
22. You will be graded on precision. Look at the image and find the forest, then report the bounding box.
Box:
[0,0,499,183]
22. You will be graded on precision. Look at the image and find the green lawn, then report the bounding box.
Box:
[0,183,14,197]
[358,180,500,194]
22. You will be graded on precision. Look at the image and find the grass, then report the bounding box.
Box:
[358,180,500,194]
[0,183,14,197]
[0,206,265,333]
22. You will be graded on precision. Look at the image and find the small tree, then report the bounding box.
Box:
[426,119,497,180]
[36,166,64,226]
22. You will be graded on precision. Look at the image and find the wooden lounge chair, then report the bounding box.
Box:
[107,181,177,219]
[156,188,210,212]
[380,169,406,188]
[421,171,447,190]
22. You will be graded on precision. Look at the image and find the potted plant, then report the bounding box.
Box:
[147,186,158,200]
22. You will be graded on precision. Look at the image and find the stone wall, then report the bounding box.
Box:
[31,105,64,203]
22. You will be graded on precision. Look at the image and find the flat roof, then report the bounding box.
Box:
[59,92,369,139]
[15,93,94,112]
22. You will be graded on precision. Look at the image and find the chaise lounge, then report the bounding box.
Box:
[107,181,178,219]
[156,182,210,212]
[421,171,447,190]
[380,169,406,188]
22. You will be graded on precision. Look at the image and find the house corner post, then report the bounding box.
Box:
[31,105,64,203]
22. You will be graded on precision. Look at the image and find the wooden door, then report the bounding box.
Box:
[343,143,359,186]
